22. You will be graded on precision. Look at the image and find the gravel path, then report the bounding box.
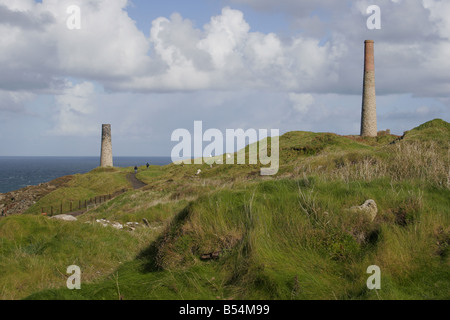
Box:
[126,173,147,190]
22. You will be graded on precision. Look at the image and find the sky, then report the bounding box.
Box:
[0,0,449,156]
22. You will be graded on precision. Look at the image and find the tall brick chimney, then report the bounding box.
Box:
[361,40,377,137]
[100,124,113,167]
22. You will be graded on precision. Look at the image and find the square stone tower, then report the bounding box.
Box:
[100,124,113,167]
[361,40,377,137]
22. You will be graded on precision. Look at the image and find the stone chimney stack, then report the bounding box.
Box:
[361,40,377,137]
[100,124,113,167]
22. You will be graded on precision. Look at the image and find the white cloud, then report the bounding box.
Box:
[0,90,34,113]
[122,7,345,92]
[0,0,449,146]
[55,0,151,78]
[49,81,97,136]
[289,93,315,114]
[197,8,250,69]
[0,0,447,99]
[0,3,346,93]
[0,0,150,91]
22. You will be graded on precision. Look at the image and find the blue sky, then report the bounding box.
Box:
[0,0,449,156]
[126,0,290,36]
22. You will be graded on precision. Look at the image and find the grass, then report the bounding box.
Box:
[25,167,133,215]
[403,119,450,144]
[79,189,189,226]
[23,178,450,300]
[1,119,449,300]
[0,215,156,300]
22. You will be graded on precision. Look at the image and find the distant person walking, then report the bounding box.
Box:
[146,162,150,169]
[134,166,138,174]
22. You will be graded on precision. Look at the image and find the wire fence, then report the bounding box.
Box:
[41,188,130,216]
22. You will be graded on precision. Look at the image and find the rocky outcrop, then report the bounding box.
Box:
[0,175,73,217]
[349,199,378,222]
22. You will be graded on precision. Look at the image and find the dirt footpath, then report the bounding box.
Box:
[126,173,147,190]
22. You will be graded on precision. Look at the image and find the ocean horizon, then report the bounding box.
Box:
[0,156,172,194]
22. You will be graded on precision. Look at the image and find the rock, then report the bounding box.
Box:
[111,222,123,230]
[51,214,78,222]
[95,219,123,229]
[125,222,140,231]
[349,199,378,222]
[96,219,109,227]
[126,222,140,226]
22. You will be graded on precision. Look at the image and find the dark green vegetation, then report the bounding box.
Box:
[1,119,449,300]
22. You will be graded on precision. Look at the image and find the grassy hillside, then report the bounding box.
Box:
[24,167,133,215]
[0,214,157,299]
[403,118,450,144]
[1,119,448,300]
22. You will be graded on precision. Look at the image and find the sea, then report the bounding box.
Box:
[0,156,172,194]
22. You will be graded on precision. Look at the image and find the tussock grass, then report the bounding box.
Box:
[0,215,155,300]
[293,141,449,189]
[29,178,448,300]
[1,119,448,300]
